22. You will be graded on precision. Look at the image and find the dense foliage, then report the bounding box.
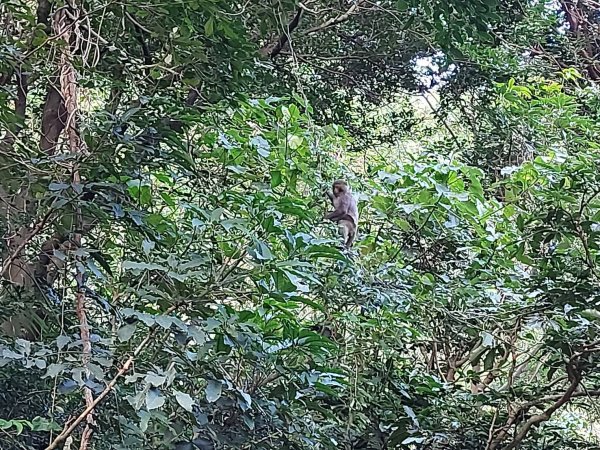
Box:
[2,0,600,449]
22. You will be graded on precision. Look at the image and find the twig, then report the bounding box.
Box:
[0,209,54,279]
[43,304,179,450]
[125,11,152,68]
[485,410,498,450]
[303,0,366,35]
[385,195,442,266]
[421,92,461,150]
[124,11,151,34]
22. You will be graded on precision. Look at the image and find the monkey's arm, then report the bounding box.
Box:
[325,209,346,221]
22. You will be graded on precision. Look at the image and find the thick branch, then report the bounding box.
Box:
[39,82,67,154]
[44,328,158,450]
[501,364,581,449]
[488,363,583,450]
[560,0,580,34]
[125,12,152,70]
[0,71,13,87]
[0,70,28,150]
[558,0,600,80]
[1,209,54,280]
[261,8,303,58]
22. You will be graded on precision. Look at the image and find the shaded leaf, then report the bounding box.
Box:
[205,380,222,403]
[146,387,166,410]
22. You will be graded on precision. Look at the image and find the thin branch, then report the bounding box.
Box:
[43,324,162,450]
[303,0,367,35]
[385,195,442,266]
[279,50,391,61]
[125,11,152,69]
[488,363,586,450]
[421,92,462,150]
[295,54,378,99]
[124,11,151,34]
[1,209,54,279]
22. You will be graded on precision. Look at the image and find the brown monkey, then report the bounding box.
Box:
[325,179,359,248]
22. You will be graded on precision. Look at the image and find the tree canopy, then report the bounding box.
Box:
[2,0,600,449]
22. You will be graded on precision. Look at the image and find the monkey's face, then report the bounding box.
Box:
[333,180,348,196]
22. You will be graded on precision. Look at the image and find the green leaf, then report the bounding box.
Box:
[480,331,494,347]
[155,315,173,329]
[12,420,24,435]
[271,170,283,188]
[56,335,70,350]
[305,245,347,260]
[238,390,252,409]
[287,135,303,150]
[146,387,166,410]
[249,240,274,261]
[44,364,67,378]
[30,417,60,432]
[204,17,214,36]
[243,413,255,430]
[188,325,207,345]
[86,260,105,279]
[206,380,222,403]
[49,182,69,191]
[117,324,137,342]
[483,348,496,371]
[145,372,167,387]
[174,390,195,412]
[138,410,151,432]
[142,239,155,255]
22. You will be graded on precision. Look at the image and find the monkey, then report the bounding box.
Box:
[324,179,359,248]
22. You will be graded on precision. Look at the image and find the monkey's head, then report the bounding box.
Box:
[332,179,349,196]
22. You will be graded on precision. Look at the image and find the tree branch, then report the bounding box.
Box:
[44,325,162,450]
[303,0,366,35]
[488,363,584,450]
[1,209,54,280]
[261,8,303,58]
[125,11,152,70]
[0,70,28,150]
[39,81,67,154]
[501,364,581,449]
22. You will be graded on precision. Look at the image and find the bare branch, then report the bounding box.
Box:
[260,8,303,58]
[43,303,183,450]
[501,364,581,450]
[44,327,160,450]
[1,209,55,280]
[303,0,367,35]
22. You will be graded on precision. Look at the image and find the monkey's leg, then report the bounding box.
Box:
[346,228,356,248]
[339,220,355,248]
